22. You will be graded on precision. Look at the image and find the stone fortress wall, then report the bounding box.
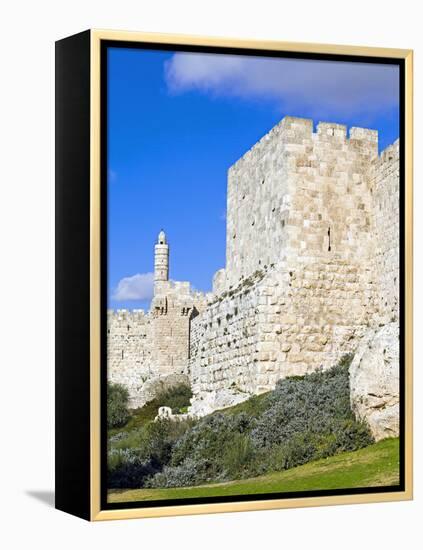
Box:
[108,116,400,429]
[108,231,208,408]
[369,140,400,326]
[107,309,152,405]
[188,117,400,415]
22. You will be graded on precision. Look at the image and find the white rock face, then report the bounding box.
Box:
[154,406,194,422]
[349,323,399,441]
[189,389,250,417]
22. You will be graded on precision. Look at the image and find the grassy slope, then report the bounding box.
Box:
[108,401,163,437]
[108,437,399,503]
[110,390,270,438]
[218,391,270,417]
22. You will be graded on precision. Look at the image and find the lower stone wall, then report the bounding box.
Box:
[107,282,207,408]
[107,310,152,408]
[277,257,372,377]
[370,141,400,325]
[189,269,266,397]
[189,255,374,414]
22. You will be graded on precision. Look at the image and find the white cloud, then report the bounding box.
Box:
[112,272,154,301]
[165,53,399,116]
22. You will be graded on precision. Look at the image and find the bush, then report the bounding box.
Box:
[107,418,195,488]
[147,413,255,487]
[107,448,159,489]
[143,418,193,464]
[120,383,194,430]
[145,458,210,489]
[107,382,130,429]
[222,433,254,477]
[155,383,193,414]
[220,392,270,418]
[109,355,374,490]
[249,355,373,471]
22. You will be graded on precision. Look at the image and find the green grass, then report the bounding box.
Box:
[109,386,269,437]
[109,383,192,437]
[108,402,158,437]
[108,437,399,503]
[217,391,271,418]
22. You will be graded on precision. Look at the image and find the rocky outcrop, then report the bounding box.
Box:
[189,388,250,417]
[349,323,399,441]
[131,373,190,409]
[154,406,194,422]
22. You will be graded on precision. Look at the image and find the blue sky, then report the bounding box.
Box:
[107,47,400,311]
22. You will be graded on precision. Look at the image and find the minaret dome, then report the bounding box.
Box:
[158,230,167,245]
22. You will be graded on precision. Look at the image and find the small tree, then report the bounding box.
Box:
[156,383,193,414]
[107,382,130,429]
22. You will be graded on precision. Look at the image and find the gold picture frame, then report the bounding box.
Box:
[55,29,413,521]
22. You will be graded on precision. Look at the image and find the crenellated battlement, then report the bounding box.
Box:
[229,116,379,178]
[377,138,399,164]
[108,308,148,320]
[225,116,386,289]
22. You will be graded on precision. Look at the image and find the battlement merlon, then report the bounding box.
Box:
[377,138,400,163]
[107,308,147,315]
[153,279,208,306]
[228,116,379,175]
[154,279,192,296]
[107,309,148,323]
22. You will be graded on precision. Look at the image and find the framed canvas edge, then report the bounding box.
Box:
[88,29,413,521]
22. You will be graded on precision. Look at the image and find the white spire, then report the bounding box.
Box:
[158,230,166,245]
[154,229,169,285]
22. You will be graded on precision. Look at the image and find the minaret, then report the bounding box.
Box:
[154,230,169,289]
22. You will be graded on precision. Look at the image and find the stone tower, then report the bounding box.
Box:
[150,229,206,377]
[189,116,400,414]
[154,230,169,292]
[108,229,207,408]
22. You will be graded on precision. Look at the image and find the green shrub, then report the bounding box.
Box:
[147,413,255,487]
[249,355,373,472]
[107,418,195,489]
[145,458,210,489]
[109,355,374,490]
[107,382,130,429]
[107,448,159,489]
[222,433,254,477]
[220,392,270,418]
[155,383,193,414]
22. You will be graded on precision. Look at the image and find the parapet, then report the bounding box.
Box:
[348,127,379,158]
[228,116,313,173]
[379,139,399,163]
[213,268,226,295]
[317,121,347,139]
[107,308,148,321]
[172,281,191,293]
[229,117,381,173]
[349,126,378,143]
[280,116,313,136]
[279,117,379,151]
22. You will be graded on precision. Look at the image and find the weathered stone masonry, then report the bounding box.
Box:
[108,231,207,408]
[108,116,400,431]
[189,118,399,415]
